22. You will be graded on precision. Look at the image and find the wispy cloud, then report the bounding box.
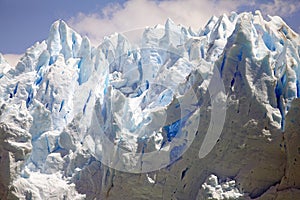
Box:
[68,0,251,46]
[3,54,22,67]
[259,0,300,17]
[67,0,300,46]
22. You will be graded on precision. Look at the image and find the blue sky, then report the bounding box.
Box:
[0,0,126,53]
[1,0,300,64]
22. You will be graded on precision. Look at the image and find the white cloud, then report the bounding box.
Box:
[68,0,250,46]
[3,54,22,67]
[259,0,300,17]
[68,0,300,47]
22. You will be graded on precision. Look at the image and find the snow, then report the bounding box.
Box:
[0,10,300,199]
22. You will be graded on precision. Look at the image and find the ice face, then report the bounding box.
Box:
[0,53,12,78]
[1,10,300,199]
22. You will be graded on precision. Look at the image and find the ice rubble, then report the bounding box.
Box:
[197,174,243,200]
[0,10,300,199]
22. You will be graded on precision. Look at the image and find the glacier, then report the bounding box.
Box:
[0,10,300,199]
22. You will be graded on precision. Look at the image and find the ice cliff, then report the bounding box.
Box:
[0,11,300,199]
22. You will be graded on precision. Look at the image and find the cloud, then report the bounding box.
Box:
[3,54,22,67]
[68,0,251,46]
[259,0,300,17]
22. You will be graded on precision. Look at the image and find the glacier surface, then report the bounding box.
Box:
[0,10,300,199]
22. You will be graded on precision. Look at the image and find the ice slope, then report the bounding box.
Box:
[0,10,300,199]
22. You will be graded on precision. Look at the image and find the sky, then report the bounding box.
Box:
[1,0,300,66]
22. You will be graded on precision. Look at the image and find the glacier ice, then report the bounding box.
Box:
[197,174,243,200]
[0,10,300,199]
